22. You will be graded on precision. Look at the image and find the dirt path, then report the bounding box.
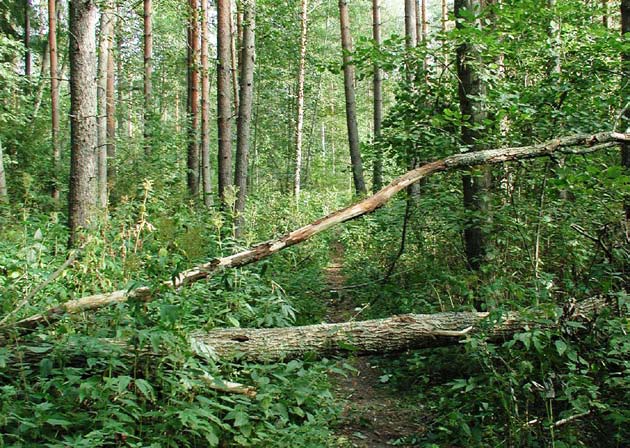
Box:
[324,241,425,447]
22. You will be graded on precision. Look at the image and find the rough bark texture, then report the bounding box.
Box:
[338,0,367,196]
[189,296,608,362]
[187,0,200,198]
[372,0,383,193]
[97,0,114,209]
[106,12,116,192]
[49,0,60,202]
[234,0,256,234]
[230,4,240,114]
[405,0,417,51]
[217,0,233,204]
[622,0,630,221]
[456,0,489,273]
[24,0,31,77]
[7,132,626,333]
[144,0,153,155]
[294,0,308,200]
[0,140,6,201]
[68,0,98,247]
[201,0,212,207]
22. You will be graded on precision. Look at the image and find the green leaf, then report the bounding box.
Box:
[555,340,568,356]
[135,378,155,401]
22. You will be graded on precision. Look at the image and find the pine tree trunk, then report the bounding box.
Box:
[187,0,200,198]
[97,0,114,209]
[372,0,383,193]
[106,11,116,194]
[622,0,630,221]
[49,0,60,202]
[234,0,256,234]
[68,0,98,247]
[217,0,233,204]
[455,0,489,275]
[201,0,212,207]
[144,0,153,155]
[294,0,308,200]
[338,0,367,196]
[230,3,240,114]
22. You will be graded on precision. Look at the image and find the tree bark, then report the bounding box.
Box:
[0,139,6,201]
[189,296,608,362]
[97,0,114,209]
[456,0,490,273]
[24,0,31,77]
[68,0,98,247]
[294,0,308,200]
[106,11,116,194]
[49,0,60,202]
[7,132,627,332]
[201,0,212,207]
[188,0,200,198]
[230,3,240,114]
[234,0,256,234]
[372,0,383,193]
[217,0,233,204]
[338,0,367,196]
[144,0,153,155]
[622,0,630,221]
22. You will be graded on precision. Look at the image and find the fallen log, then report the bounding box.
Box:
[4,132,627,335]
[189,296,608,362]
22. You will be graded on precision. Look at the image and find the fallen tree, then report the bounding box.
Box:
[3,132,628,335]
[189,296,608,362]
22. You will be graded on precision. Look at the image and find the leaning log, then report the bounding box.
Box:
[4,132,628,334]
[189,296,608,362]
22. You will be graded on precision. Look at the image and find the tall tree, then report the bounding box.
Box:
[455,0,489,273]
[187,0,200,197]
[106,9,116,193]
[217,0,233,204]
[294,0,308,199]
[97,0,114,209]
[230,3,240,114]
[234,0,255,233]
[338,0,366,195]
[68,0,98,246]
[144,0,153,154]
[201,0,212,207]
[372,0,383,193]
[0,139,6,201]
[622,0,630,220]
[49,0,60,201]
[24,0,31,77]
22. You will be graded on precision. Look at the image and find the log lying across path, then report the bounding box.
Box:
[4,132,628,335]
[189,296,608,362]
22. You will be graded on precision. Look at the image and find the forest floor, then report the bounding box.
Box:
[324,240,426,447]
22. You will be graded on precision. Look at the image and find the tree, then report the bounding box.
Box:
[455,0,490,275]
[187,0,200,198]
[48,0,60,201]
[201,0,212,207]
[217,0,233,204]
[0,139,6,201]
[97,0,114,209]
[24,0,31,77]
[294,0,308,200]
[338,0,366,196]
[68,0,98,247]
[372,0,383,193]
[234,0,256,233]
[144,0,153,155]
[106,9,116,194]
[622,0,629,220]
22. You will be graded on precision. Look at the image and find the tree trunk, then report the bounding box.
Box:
[441,0,447,31]
[189,296,607,362]
[217,0,233,204]
[68,0,98,247]
[187,0,200,198]
[0,139,6,201]
[405,0,417,51]
[201,0,212,207]
[8,132,627,332]
[294,0,308,200]
[24,0,31,77]
[372,0,383,193]
[622,0,630,221]
[455,0,489,274]
[234,0,256,235]
[602,0,608,28]
[230,3,240,114]
[49,0,60,202]
[144,0,153,155]
[97,0,114,209]
[106,11,116,194]
[338,0,367,196]
[420,0,428,42]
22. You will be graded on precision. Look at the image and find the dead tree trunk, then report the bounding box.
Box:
[372,0,383,193]
[189,296,607,362]
[338,0,367,196]
[5,132,627,334]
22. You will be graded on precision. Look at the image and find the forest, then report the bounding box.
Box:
[1,0,629,446]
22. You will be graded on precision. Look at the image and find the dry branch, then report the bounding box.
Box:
[4,132,627,336]
[188,296,608,362]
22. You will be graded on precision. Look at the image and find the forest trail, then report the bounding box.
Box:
[324,240,426,447]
